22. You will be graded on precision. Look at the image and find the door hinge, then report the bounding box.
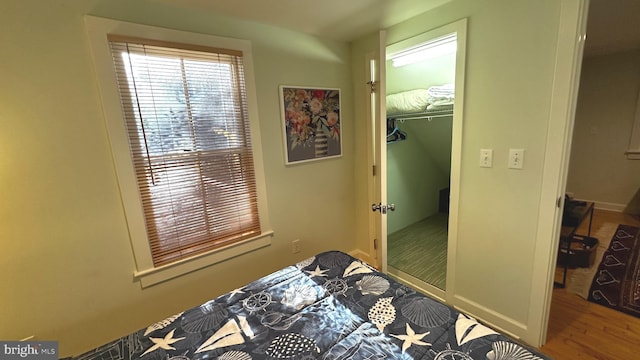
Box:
[557,196,562,208]
[366,80,376,94]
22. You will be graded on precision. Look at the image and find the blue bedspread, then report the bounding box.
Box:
[70,251,551,360]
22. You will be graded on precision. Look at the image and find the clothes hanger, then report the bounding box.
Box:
[387,126,407,143]
[386,117,407,143]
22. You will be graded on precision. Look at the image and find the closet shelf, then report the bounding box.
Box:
[386,86,454,121]
[388,107,454,121]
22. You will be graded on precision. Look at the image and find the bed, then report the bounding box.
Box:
[69,251,550,360]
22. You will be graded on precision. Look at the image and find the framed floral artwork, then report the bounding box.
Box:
[280,85,342,164]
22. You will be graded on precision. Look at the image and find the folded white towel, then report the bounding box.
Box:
[427,84,455,100]
[428,83,454,93]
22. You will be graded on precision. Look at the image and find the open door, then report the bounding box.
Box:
[365,31,387,270]
[377,30,388,272]
[530,0,589,346]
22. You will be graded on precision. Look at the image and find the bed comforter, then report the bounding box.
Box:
[69,251,551,360]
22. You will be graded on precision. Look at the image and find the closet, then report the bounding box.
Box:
[385,33,457,291]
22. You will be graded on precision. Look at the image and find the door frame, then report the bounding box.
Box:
[369,19,467,301]
[529,0,589,346]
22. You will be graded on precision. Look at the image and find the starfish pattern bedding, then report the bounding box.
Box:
[68,251,550,360]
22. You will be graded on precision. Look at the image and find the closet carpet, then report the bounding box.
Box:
[388,213,448,289]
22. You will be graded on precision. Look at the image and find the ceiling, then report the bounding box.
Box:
[154,0,640,56]
[153,0,451,42]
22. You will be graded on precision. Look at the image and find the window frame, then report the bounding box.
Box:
[85,16,273,287]
[626,89,640,159]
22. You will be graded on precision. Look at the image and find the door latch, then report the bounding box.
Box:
[372,203,395,214]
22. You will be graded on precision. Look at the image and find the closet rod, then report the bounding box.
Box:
[390,112,453,121]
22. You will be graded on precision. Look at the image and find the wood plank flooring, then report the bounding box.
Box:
[541,209,640,359]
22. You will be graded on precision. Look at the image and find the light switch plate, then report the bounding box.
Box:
[480,149,493,168]
[508,149,525,169]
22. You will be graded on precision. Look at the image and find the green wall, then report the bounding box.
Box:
[0,0,576,352]
[351,0,565,345]
[386,53,455,234]
[0,0,356,355]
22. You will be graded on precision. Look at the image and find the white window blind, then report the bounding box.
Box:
[108,36,261,267]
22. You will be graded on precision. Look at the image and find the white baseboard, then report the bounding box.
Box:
[574,198,626,212]
[452,294,528,343]
[348,249,374,266]
[387,266,446,303]
[593,201,626,212]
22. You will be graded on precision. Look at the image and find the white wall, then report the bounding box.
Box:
[352,0,565,345]
[0,0,356,355]
[567,49,640,210]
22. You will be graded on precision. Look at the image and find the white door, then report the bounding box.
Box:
[365,31,387,270]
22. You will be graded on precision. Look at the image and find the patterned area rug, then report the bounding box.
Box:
[587,224,640,318]
[566,222,618,298]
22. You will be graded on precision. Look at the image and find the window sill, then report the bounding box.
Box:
[134,230,274,288]
[625,150,640,160]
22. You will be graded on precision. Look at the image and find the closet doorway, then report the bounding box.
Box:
[379,20,467,299]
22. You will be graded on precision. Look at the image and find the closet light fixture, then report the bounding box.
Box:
[388,34,457,68]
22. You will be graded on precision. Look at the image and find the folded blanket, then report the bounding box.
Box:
[386,85,455,115]
[386,89,431,115]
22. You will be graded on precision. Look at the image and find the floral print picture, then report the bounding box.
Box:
[280,86,342,164]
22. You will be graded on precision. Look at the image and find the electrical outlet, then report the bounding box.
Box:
[508,149,525,169]
[291,239,301,254]
[480,149,493,168]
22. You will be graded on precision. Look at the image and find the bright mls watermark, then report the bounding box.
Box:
[0,342,58,360]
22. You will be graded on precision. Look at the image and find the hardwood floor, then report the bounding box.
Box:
[541,209,640,359]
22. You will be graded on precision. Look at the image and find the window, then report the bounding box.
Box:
[86,17,272,287]
[109,36,262,266]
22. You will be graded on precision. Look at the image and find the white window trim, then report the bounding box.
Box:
[85,15,273,287]
[626,87,640,159]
